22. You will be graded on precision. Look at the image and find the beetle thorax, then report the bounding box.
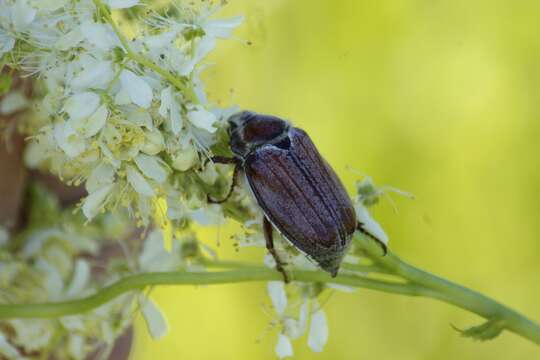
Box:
[228,111,290,159]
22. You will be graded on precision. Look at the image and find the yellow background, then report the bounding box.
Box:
[133,1,540,359]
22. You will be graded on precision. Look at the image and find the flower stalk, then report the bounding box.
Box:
[92,0,199,103]
[1,234,539,346]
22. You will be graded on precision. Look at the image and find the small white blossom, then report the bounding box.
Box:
[275,333,294,359]
[82,184,115,219]
[139,296,168,339]
[126,165,155,197]
[70,58,114,91]
[268,281,287,316]
[138,230,181,271]
[65,259,91,298]
[120,69,154,109]
[106,0,139,9]
[201,16,244,39]
[11,0,37,31]
[0,90,29,114]
[159,86,183,135]
[134,154,169,183]
[0,334,24,360]
[188,106,218,133]
[81,20,119,51]
[64,92,101,121]
[308,304,329,353]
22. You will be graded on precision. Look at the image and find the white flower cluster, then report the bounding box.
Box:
[0,185,135,359]
[0,0,242,226]
[0,184,198,358]
[267,281,331,358]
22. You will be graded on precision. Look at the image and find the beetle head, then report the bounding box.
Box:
[228,111,290,158]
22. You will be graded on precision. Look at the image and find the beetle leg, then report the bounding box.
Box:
[209,155,237,165]
[205,156,240,204]
[263,216,290,283]
[357,222,388,256]
[208,164,239,204]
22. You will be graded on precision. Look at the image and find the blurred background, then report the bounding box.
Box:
[132,0,540,359]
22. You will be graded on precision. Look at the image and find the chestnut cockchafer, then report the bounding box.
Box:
[209,111,386,282]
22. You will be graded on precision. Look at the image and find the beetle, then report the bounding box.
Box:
[209,111,386,282]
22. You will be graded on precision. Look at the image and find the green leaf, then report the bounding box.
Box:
[451,319,504,341]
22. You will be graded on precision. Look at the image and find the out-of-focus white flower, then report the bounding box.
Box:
[106,0,139,9]
[0,333,24,359]
[275,333,294,359]
[138,230,182,271]
[11,0,37,31]
[268,281,287,316]
[65,259,91,297]
[201,16,244,39]
[0,31,15,55]
[0,90,29,115]
[10,320,54,352]
[308,303,328,353]
[139,296,168,339]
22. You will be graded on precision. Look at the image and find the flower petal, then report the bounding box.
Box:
[267,281,287,316]
[71,60,113,91]
[63,92,100,121]
[120,70,153,109]
[0,333,22,359]
[139,296,168,339]
[275,334,293,359]
[134,154,168,183]
[355,203,389,246]
[55,28,84,50]
[188,106,217,133]
[82,184,114,219]
[84,104,108,137]
[171,147,198,171]
[203,16,244,39]
[308,306,328,353]
[12,0,37,31]
[65,259,90,297]
[0,90,28,115]
[106,0,139,9]
[53,121,86,158]
[81,21,118,51]
[126,165,155,197]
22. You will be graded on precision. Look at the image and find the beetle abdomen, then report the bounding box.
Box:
[245,127,356,275]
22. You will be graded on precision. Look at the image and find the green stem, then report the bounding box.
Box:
[355,235,540,345]
[0,268,419,318]
[93,0,198,103]
[1,243,539,346]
